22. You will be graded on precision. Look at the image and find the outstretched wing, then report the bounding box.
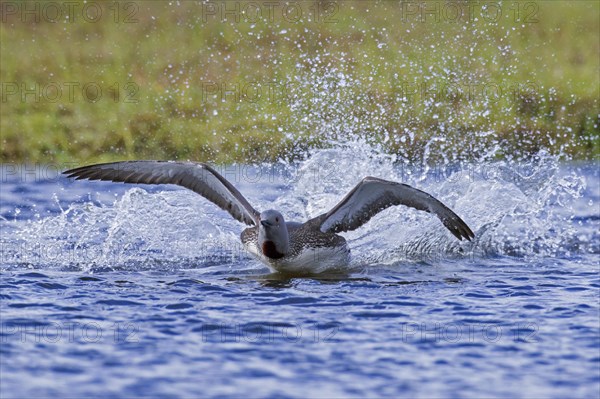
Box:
[310,177,474,241]
[63,161,260,226]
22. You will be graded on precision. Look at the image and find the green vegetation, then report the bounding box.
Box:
[1,1,598,164]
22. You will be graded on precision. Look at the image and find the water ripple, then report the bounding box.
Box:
[0,164,598,398]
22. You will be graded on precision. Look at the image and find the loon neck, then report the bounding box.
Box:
[258,223,290,258]
[261,240,286,259]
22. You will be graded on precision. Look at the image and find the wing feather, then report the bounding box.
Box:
[63,161,260,226]
[311,177,474,241]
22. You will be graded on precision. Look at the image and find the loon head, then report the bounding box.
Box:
[258,210,289,259]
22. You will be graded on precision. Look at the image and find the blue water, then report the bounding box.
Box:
[1,153,599,398]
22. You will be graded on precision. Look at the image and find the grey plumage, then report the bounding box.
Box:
[309,176,474,241]
[64,161,259,226]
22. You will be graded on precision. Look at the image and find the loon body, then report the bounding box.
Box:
[64,161,474,274]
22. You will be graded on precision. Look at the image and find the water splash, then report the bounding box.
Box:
[281,52,593,166]
[1,143,591,273]
[5,188,249,272]
[2,59,594,272]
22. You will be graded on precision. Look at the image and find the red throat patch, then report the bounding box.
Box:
[262,240,285,259]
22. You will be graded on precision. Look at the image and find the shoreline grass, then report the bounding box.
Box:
[1,1,598,164]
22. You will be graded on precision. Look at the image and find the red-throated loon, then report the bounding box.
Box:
[64,161,474,274]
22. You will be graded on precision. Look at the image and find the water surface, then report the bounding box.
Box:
[1,153,598,398]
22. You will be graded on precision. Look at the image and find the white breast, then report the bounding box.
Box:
[243,241,350,274]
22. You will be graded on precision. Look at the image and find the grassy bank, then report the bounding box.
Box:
[1,1,598,164]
